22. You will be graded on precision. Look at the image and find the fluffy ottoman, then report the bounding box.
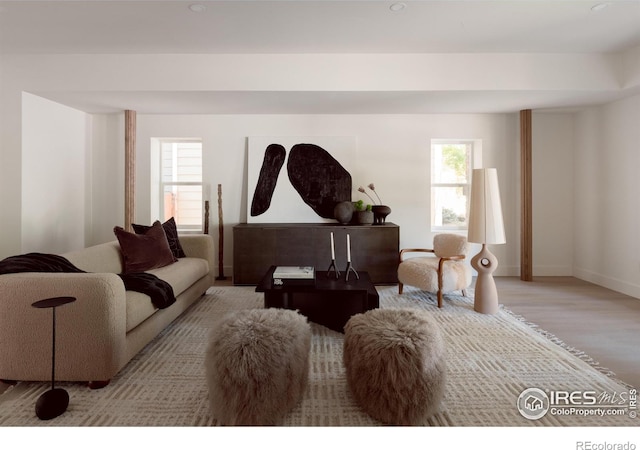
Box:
[343,308,446,425]
[205,308,311,425]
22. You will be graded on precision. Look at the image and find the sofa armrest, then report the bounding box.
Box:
[179,234,215,282]
[0,272,128,382]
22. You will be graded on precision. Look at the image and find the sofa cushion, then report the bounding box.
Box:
[132,217,186,259]
[147,257,209,298]
[63,241,124,274]
[126,290,160,332]
[125,257,210,332]
[114,221,177,273]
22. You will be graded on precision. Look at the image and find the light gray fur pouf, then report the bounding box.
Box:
[205,308,311,425]
[343,308,446,425]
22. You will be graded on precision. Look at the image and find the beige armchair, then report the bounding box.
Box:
[398,233,472,308]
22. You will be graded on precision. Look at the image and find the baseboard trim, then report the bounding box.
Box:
[573,268,640,300]
[532,265,573,277]
[213,265,234,281]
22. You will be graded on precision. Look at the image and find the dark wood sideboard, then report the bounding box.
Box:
[233,223,399,285]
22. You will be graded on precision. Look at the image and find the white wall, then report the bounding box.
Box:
[21,93,89,254]
[88,113,125,245]
[128,113,521,277]
[8,92,640,300]
[532,113,574,276]
[0,60,23,259]
[573,94,640,298]
[1,52,638,299]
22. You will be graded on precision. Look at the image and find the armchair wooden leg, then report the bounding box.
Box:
[437,265,444,308]
[462,289,468,298]
[398,282,404,294]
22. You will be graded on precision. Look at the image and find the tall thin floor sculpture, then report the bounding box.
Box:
[216,184,227,281]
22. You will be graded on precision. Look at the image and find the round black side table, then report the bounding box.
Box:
[31,296,76,420]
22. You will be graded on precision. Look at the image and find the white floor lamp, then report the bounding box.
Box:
[468,168,506,314]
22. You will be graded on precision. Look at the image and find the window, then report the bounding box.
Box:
[155,139,203,233]
[430,140,479,231]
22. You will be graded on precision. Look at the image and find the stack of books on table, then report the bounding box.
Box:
[272,266,316,287]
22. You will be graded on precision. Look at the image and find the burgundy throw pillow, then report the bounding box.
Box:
[114,220,177,273]
[132,217,187,259]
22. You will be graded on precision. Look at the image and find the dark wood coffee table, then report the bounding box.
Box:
[255,266,379,333]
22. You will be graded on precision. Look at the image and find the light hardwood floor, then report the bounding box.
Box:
[2,276,638,396]
[496,276,640,389]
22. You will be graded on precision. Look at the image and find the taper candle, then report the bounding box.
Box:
[347,234,351,262]
[330,232,335,260]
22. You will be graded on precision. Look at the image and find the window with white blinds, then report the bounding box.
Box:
[159,140,203,233]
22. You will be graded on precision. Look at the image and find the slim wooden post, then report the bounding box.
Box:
[124,110,136,231]
[204,200,210,234]
[520,109,533,281]
[216,184,227,280]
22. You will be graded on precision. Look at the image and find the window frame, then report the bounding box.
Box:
[430,139,481,233]
[152,138,204,234]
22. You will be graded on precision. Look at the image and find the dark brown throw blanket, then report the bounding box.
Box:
[0,252,176,309]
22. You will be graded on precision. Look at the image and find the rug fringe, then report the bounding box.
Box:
[500,305,635,390]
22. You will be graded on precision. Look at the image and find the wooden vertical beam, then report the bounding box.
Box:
[216,184,227,280]
[520,109,533,281]
[124,110,136,231]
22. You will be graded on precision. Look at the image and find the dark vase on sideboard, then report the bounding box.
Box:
[371,205,391,225]
[334,201,354,224]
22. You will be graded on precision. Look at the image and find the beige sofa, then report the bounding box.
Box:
[0,234,214,386]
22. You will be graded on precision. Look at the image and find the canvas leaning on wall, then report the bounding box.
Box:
[246,136,357,223]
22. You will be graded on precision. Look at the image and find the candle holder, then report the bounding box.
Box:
[345,261,359,281]
[326,259,340,279]
[327,231,340,279]
[345,233,359,281]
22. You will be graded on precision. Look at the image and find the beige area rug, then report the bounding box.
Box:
[0,286,636,426]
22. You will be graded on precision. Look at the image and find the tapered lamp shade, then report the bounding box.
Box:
[468,168,505,245]
[467,168,505,315]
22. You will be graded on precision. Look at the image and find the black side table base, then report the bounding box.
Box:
[36,388,69,420]
[32,296,76,421]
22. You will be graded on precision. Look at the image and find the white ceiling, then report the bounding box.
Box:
[1,0,640,114]
[2,0,639,54]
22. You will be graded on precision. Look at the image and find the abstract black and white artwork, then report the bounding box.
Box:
[247,137,356,223]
